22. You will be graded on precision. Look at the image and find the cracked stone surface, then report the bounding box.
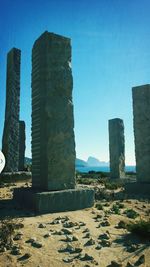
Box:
[31,31,75,190]
[108,118,125,179]
[2,48,21,172]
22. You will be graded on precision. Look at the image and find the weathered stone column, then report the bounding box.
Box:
[32,31,75,190]
[14,31,94,213]
[2,48,21,172]
[132,84,150,182]
[109,118,125,178]
[19,121,26,171]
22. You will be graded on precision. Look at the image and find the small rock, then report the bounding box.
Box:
[83,232,90,239]
[43,233,51,238]
[79,253,94,261]
[95,244,102,250]
[52,230,63,235]
[63,257,73,263]
[79,221,86,227]
[66,244,75,253]
[135,254,145,265]
[65,235,74,242]
[91,210,96,214]
[100,239,111,247]
[62,228,73,235]
[101,220,110,227]
[74,247,82,253]
[32,241,43,248]
[82,228,89,233]
[51,219,61,225]
[126,262,134,267]
[108,260,122,267]
[18,253,32,261]
[63,221,76,228]
[64,235,78,242]
[38,223,46,228]
[72,235,78,241]
[84,238,95,246]
[96,214,103,219]
[26,237,37,243]
[11,247,22,255]
[98,233,109,240]
[13,233,23,241]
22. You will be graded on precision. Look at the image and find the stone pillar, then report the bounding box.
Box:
[132,84,150,182]
[14,31,94,213]
[32,31,76,190]
[2,48,21,172]
[109,118,125,178]
[19,121,26,171]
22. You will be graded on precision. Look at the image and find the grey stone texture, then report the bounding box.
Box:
[19,121,26,171]
[2,48,21,172]
[13,187,95,213]
[31,31,76,190]
[132,84,150,182]
[109,118,125,178]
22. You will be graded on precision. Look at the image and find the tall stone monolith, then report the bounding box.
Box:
[14,31,94,213]
[32,31,75,190]
[19,121,26,171]
[132,84,150,182]
[109,118,125,178]
[2,48,21,172]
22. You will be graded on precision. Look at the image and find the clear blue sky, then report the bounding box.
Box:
[1,0,150,165]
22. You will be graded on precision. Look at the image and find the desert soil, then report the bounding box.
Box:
[0,181,149,267]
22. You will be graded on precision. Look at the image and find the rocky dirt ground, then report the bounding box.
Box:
[0,180,149,267]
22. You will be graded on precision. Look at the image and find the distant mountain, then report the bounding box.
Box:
[75,158,88,167]
[87,156,109,167]
[25,156,108,168]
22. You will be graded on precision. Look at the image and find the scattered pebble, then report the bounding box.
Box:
[11,246,22,255]
[95,244,102,250]
[63,257,73,263]
[61,228,73,235]
[38,223,46,228]
[63,221,77,228]
[26,237,37,243]
[83,232,90,239]
[101,220,110,227]
[18,253,32,261]
[108,260,122,267]
[100,239,111,247]
[79,221,86,227]
[13,232,23,241]
[126,262,134,267]
[79,253,94,261]
[98,232,109,240]
[32,241,43,248]
[82,228,89,233]
[43,233,51,238]
[84,238,95,246]
[135,254,145,265]
[52,230,63,235]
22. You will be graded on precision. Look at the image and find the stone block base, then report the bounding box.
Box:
[13,187,95,213]
[124,182,150,195]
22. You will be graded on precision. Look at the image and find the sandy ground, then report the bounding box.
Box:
[0,181,149,267]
